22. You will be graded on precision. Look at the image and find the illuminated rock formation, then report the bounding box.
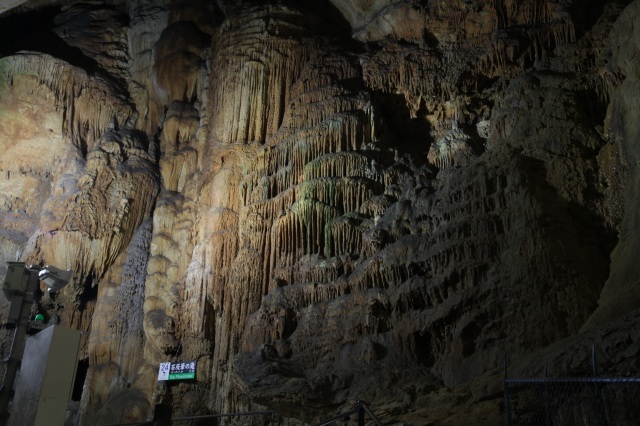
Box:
[0,1,639,425]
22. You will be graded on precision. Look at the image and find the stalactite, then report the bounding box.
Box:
[303,152,382,181]
[324,214,366,258]
[359,194,396,222]
[298,177,381,213]
[427,127,474,169]
[209,6,314,144]
[265,112,370,179]
[363,45,449,119]
[0,53,134,147]
[244,187,296,224]
[160,102,200,156]
[0,1,626,422]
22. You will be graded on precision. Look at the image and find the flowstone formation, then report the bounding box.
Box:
[1,0,639,424]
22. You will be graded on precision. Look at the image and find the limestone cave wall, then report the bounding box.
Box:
[1,0,640,424]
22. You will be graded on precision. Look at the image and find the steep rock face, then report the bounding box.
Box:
[585,0,640,328]
[0,51,154,296]
[0,1,639,425]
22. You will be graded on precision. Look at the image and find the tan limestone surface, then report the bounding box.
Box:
[0,1,639,425]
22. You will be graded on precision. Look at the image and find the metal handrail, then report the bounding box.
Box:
[360,403,384,426]
[503,346,640,426]
[104,401,386,426]
[315,401,384,426]
[104,410,275,426]
[172,410,274,421]
[314,407,360,426]
[505,377,640,384]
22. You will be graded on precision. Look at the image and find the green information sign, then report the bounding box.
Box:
[169,372,195,380]
[158,360,196,381]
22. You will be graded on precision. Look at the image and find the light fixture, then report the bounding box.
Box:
[38,265,72,292]
[0,262,74,426]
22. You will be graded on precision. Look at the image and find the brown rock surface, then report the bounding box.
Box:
[0,1,639,425]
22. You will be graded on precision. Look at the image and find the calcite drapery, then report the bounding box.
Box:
[0,52,155,286]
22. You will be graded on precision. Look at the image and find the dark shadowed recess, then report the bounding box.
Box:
[78,274,99,313]
[519,156,618,329]
[72,358,89,402]
[292,0,352,38]
[569,0,631,39]
[220,0,352,38]
[374,92,435,165]
[0,5,101,74]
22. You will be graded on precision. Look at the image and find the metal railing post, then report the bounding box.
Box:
[357,401,365,426]
[360,403,384,426]
[504,354,512,426]
[544,364,550,426]
[592,344,605,426]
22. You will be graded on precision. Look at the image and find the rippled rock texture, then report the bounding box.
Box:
[1,0,639,424]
